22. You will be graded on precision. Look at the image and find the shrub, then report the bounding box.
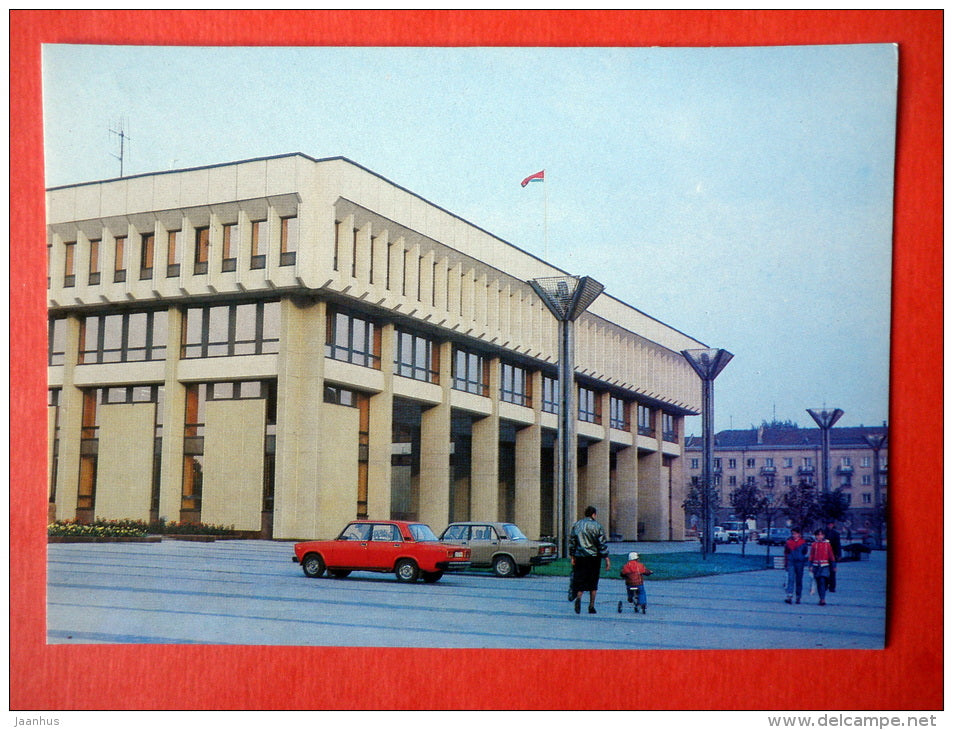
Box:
[48,518,237,538]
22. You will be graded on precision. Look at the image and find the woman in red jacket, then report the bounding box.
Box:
[809,529,837,605]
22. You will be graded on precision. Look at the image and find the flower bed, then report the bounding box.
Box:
[48,518,238,542]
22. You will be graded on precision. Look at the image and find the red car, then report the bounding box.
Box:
[292,520,471,583]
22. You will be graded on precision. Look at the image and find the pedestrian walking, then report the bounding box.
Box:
[568,505,611,614]
[809,528,837,605]
[618,551,652,614]
[783,529,809,604]
[826,521,842,592]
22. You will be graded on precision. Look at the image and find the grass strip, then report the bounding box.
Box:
[531,552,770,581]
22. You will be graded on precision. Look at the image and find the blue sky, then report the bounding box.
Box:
[42,44,897,433]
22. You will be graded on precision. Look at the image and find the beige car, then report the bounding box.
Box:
[439,521,557,577]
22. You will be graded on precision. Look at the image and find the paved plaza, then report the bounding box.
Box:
[47,539,887,649]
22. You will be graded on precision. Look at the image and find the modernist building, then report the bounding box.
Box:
[47,154,705,542]
[685,422,889,534]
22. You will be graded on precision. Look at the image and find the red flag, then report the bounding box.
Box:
[520,170,545,187]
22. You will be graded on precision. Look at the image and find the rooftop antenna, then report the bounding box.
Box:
[110,118,131,178]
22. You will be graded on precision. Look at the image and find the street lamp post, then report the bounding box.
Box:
[529,275,604,559]
[806,408,844,494]
[864,429,888,549]
[681,348,734,559]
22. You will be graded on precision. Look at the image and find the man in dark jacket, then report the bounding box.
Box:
[826,521,842,592]
[568,505,611,614]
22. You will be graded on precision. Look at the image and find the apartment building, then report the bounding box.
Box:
[47,153,705,542]
[685,422,889,534]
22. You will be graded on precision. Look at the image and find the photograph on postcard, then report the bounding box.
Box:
[43,44,895,649]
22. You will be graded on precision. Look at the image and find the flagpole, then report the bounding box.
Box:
[543,172,548,260]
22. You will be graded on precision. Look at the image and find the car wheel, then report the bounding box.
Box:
[421,570,443,583]
[492,555,517,577]
[516,566,532,577]
[395,559,420,583]
[301,553,325,578]
[329,569,351,578]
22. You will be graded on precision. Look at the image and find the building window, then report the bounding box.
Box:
[609,396,629,430]
[783,457,793,468]
[193,227,210,275]
[222,223,237,273]
[113,235,127,283]
[746,476,756,486]
[325,308,380,369]
[747,458,756,469]
[88,238,101,285]
[578,387,600,424]
[541,375,559,414]
[764,457,774,467]
[500,362,531,407]
[453,347,488,396]
[862,475,872,486]
[728,458,737,469]
[862,493,872,504]
[783,476,794,486]
[139,233,155,280]
[637,405,654,436]
[250,219,267,270]
[182,301,279,359]
[48,316,67,366]
[166,230,180,277]
[395,329,439,383]
[324,385,357,407]
[690,458,700,470]
[280,215,297,266]
[861,456,871,468]
[661,412,676,442]
[79,310,168,364]
[713,458,722,471]
[63,241,76,287]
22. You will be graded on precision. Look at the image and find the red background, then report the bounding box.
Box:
[10,10,943,710]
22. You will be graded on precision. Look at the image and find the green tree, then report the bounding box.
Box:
[817,488,850,524]
[729,482,767,556]
[682,481,721,541]
[782,480,820,532]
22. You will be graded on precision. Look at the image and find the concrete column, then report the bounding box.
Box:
[158,306,185,522]
[273,297,327,539]
[638,428,668,540]
[515,424,542,539]
[52,314,83,520]
[471,356,500,520]
[613,444,639,540]
[419,340,452,531]
[367,323,395,519]
[580,392,611,519]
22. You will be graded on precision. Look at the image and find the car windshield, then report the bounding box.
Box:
[408,523,438,542]
[502,524,527,540]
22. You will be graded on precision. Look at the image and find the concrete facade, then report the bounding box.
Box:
[47,153,705,542]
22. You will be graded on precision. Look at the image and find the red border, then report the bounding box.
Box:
[10,10,942,710]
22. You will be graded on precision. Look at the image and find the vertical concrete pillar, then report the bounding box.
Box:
[471,357,500,520]
[367,324,395,519]
[638,423,668,540]
[419,341,452,531]
[158,306,185,522]
[613,444,640,540]
[515,423,542,539]
[273,297,327,539]
[669,415,687,540]
[52,314,83,520]
[581,393,611,519]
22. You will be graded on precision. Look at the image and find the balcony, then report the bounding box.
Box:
[837,465,854,476]
[797,465,815,476]
[760,466,777,476]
